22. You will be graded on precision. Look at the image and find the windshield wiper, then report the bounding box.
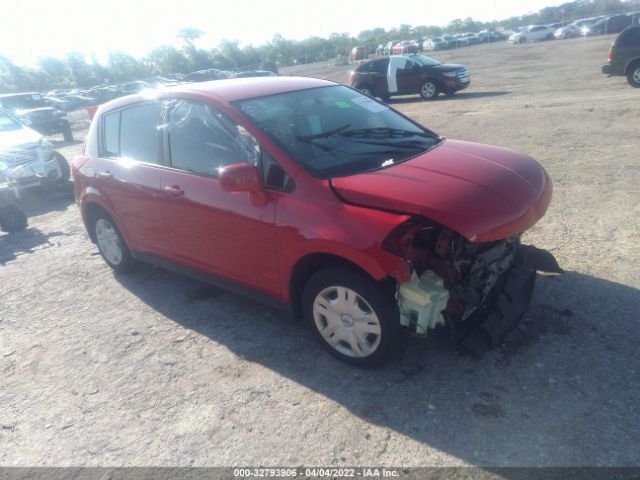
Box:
[295,124,350,142]
[339,127,431,139]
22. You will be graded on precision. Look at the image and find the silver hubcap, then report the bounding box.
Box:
[633,68,640,84]
[95,218,123,265]
[422,83,436,98]
[313,286,382,358]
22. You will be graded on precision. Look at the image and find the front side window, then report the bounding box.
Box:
[164,100,259,177]
[234,85,441,179]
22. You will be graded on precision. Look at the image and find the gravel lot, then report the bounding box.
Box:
[1,35,639,467]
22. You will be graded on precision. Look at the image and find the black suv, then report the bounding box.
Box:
[0,93,73,141]
[602,25,640,87]
[349,54,470,101]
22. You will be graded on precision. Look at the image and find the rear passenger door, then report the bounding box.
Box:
[98,102,171,255]
[369,58,390,95]
[396,58,422,93]
[159,99,280,295]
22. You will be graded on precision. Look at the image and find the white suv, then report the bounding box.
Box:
[509,25,554,43]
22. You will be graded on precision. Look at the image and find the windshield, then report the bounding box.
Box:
[234,85,441,178]
[413,55,441,67]
[0,111,22,132]
[0,94,48,110]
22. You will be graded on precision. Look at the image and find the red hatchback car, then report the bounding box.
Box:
[73,77,559,366]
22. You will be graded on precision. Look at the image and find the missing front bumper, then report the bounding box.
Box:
[456,245,562,356]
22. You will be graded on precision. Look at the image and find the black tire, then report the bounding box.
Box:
[627,62,640,88]
[356,84,375,97]
[0,205,28,232]
[545,33,554,40]
[419,80,439,100]
[62,122,73,142]
[519,37,526,44]
[53,151,71,183]
[379,93,391,102]
[302,267,404,367]
[91,210,136,273]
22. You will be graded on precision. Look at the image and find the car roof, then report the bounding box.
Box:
[99,76,337,111]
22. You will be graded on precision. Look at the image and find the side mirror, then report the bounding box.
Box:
[219,163,267,206]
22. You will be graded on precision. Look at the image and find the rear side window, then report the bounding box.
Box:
[120,103,162,164]
[618,27,640,47]
[101,102,162,164]
[103,111,120,156]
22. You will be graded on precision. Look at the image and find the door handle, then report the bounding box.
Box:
[164,185,184,197]
[99,171,113,179]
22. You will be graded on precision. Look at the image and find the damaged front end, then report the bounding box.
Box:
[384,219,562,355]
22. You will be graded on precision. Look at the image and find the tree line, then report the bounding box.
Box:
[0,0,634,93]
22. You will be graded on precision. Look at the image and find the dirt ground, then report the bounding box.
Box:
[1,35,639,468]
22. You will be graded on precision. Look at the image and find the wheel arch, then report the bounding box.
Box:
[625,57,640,74]
[288,252,393,320]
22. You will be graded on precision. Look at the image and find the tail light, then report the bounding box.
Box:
[349,72,355,85]
[607,49,612,61]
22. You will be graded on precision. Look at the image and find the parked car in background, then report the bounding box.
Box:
[72,76,557,366]
[585,15,632,36]
[183,69,231,82]
[602,25,640,87]
[392,41,419,54]
[0,93,73,141]
[350,46,368,61]
[234,70,278,78]
[556,17,600,38]
[350,54,470,100]
[383,40,400,55]
[0,109,69,189]
[423,37,448,51]
[509,25,555,43]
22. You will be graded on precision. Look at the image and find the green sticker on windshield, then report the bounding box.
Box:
[335,101,351,109]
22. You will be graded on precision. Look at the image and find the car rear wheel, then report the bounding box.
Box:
[92,212,135,272]
[302,267,403,367]
[627,62,640,88]
[356,84,374,97]
[420,80,439,100]
[0,205,28,233]
[519,37,526,43]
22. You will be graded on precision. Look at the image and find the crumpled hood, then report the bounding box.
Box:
[330,139,552,242]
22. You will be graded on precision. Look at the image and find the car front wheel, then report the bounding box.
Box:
[53,152,70,183]
[420,81,439,100]
[302,267,403,367]
[92,212,135,272]
[0,205,28,233]
[627,63,640,88]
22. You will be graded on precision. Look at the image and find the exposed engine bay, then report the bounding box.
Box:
[385,219,562,354]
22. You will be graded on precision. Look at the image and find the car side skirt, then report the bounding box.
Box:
[130,251,292,315]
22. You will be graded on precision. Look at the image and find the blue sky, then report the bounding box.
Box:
[2,0,564,66]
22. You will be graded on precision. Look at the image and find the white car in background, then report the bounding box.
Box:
[0,110,69,189]
[509,25,555,43]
